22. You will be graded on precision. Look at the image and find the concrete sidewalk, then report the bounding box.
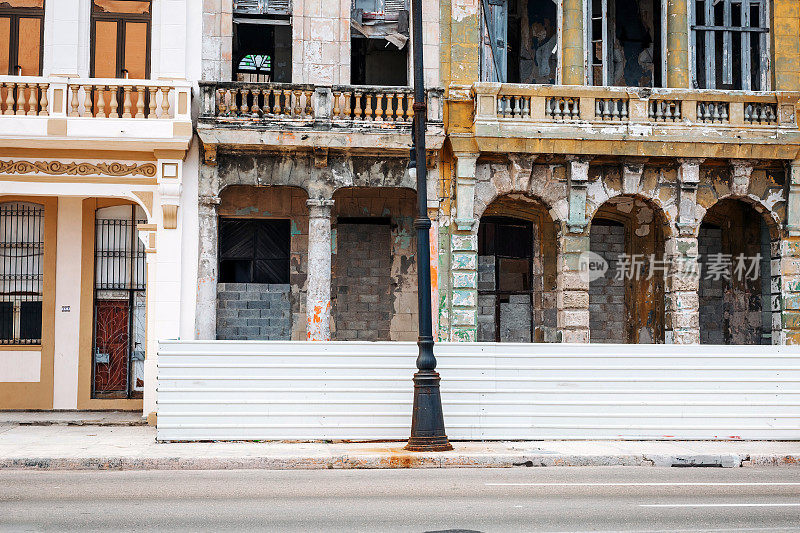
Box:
[1,424,799,470]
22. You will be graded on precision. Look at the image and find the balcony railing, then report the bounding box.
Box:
[0,76,192,148]
[473,83,799,132]
[200,82,443,127]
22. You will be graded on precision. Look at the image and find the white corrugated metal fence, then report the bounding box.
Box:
[157,341,800,441]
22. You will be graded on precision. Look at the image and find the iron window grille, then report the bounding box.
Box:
[690,0,770,90]
[91,205,146,399]
[0,202,44,345]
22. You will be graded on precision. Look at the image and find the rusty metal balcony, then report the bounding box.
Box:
[470,83,800,160]
[197,81,445,158]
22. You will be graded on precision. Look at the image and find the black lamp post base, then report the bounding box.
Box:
[405,370,453,452]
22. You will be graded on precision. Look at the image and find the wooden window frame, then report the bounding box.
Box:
[89,0,152,79]
[0,1,45,76]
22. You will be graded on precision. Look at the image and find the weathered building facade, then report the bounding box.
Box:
[195,0,444,345]
[437,0,800,346]
[0,0,197,415]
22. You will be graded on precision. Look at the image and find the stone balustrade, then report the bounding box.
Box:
[474,82,799,130]
[200,82,442,127]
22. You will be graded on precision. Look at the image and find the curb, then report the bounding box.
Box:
[2,453,799,471]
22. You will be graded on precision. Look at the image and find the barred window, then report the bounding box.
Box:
[690,0,770,90]
[0,202,44,345]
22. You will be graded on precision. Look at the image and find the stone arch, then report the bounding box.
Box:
[476,193,559,343]
[588,194,671,344]
[698,197,778,345]
[695,193,783,241]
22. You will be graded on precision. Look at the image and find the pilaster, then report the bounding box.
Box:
[666,0,690,88]
[676,158,702,235]
[664,236,700,344]
[786,160,800,237]
[558,231,590,343]
[195,194,220,340]
[561,0,584,85]
[567,156,590,234]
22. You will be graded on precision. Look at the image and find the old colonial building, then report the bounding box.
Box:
[0,0,196,415]
[437,0,800,346]
[195,0,444,344]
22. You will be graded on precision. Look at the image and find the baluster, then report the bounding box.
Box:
[343,91,352,119]
[602,99,610,119]
[148,87,158,118]
[270,89,280,115]
[523,96,530,118]
[109,86,119,118]
[240,88,250,115]
[82,84,92,117]
[278,89,288,115]
[160,87,171,118]
[648,101,655,119]
[719,104,728,122]
[26,84,37,116]
[68,85,79,116]
[405,94,414,121]
[332,91,341,118]
[511,96,519,118]
[365,93,374,121]
[96,86,107,118]
[553,98,562,119]
[663,101,672,120]
[354,92,363,120]
[216,88,225,115]
[291,89,300,117]
[758,104,766,123]
[389,93,397,121]
[596,99,603,118]
[375,93,385,122]
[228,88,238,116]
[304,89,313,117]
[135,87,145,118]
[744,103,752,123]
[15,83,26,115]
[252,89,262,116]
[38,83,48,116]
[498,96,504,116]
[621,101,629,119]
[767,105,775,123]
[122,85,132,118]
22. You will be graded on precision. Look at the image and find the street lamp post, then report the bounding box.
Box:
[405,0,452,452]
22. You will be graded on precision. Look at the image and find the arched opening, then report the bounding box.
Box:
[589,196,668,344]
[699,198,775,345]
[92,203,147,399]
[216,185,309,341]
[331,187,418,341]
[477,194,558,342]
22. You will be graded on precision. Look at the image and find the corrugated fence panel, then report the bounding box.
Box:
[156,341,800,441]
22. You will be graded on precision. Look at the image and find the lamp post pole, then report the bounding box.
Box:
[405,0,452,452]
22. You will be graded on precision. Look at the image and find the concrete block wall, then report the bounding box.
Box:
[332,223,392,341]
[216,283,292,340]
[589,223,626,343]
[698,226,725,344]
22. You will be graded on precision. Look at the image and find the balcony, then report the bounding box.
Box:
[197,82,445,159]
[471,83,800,160]
[0,76,192,153]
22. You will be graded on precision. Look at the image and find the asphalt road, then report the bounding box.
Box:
[1,466,799,532]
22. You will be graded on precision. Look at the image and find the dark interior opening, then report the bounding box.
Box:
[351,37,408,86]
[233,18,291,82]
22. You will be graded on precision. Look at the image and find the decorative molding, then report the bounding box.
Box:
[0,160,157,177]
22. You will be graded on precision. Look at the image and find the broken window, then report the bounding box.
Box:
[219,219,290,284]
[587,0,663,87]
[0,202,43,345]
[233,0,292,82]
[481,0,558,84]
[92,205,146,399]
[690,0,770,90]
[351,0,409,85]
[0,0,44,76]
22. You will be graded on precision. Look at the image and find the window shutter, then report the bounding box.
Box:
[480,0,507,82]
[233,0,292,16]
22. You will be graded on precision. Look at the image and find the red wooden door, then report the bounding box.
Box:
[93,299,130,394]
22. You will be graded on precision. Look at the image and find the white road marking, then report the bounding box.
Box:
[640,503,800,508]
[486,482,800,487]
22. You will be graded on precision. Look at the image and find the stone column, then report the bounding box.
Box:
[561,0,584,85]
[666,0,690,88]
[306,198,334,341]
[780,161,800,344]
[666,159,703,344]
[664,236,700,344]
[195,194,220,340]
[558,231,590,343]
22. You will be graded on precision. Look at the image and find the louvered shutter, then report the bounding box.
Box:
[233,0,292,16]
[480,0,507,82]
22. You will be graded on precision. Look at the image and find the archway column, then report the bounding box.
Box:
[306,198,335,341]
[195,194,220,340]
[664,236,700,344]
[780,160,800,344]
[558,231,591,343]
